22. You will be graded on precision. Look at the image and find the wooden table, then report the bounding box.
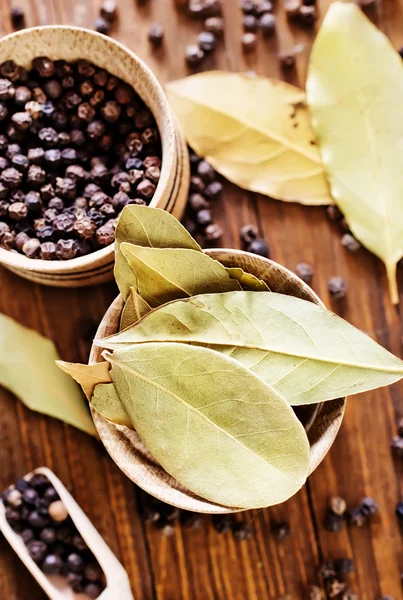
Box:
[1,1,403,598]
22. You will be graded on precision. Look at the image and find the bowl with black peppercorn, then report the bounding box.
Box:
[0,26,189,287]
[89,248,346,514]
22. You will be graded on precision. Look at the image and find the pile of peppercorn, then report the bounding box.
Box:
[0,56,161,261]
[2,473,106,598]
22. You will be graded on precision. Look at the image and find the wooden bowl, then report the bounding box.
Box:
[0,26,189,287]
[89,250,346,513]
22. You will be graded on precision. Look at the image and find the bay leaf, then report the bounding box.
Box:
[99,292,403,405]
[115,205,201,299]
[166,71,332,205]
[120,243,241,307]
[105,342,310,509]
[91,383,132,428]
[226,267,270,292]
[120,287,152,330]
[56,360,112,401]
[307,3,403,304]
[0,314,96,436]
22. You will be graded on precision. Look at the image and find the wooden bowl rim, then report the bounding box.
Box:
[89,249,346,513]
[0,25,175,274]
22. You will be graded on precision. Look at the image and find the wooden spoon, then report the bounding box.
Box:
[0,467,134,600]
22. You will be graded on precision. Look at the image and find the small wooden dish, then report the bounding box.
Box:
[0,467,134,599]
[89,250,346,514]
[0,26,189,287]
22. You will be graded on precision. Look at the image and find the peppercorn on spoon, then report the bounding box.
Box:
[0,467,134,600]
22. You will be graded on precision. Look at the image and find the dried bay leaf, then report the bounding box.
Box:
[0,314,96,436]
[120,287,152,331]
[105,342,310,509]
[226,267,270,292]
[120,243,241,308]
[307,3,403,303]
[91,383,132,428]
[56,361,112,401]
[166,71,332,205]
[99,292,403,405]
[115,205,201,299]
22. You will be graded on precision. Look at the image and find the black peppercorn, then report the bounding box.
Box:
[0,60,20,81]
[0,79,15,100]
[189,193,209,212]
[341,233,360,252]
[22,238,40,258]
[204,16,225,35]
[42,554,63,575]
[295,262,313,284]
[185,44,205,66]
[74,217,96,240]
[24,191,42,213]
[10,6,25,28]
[137,179,156,200]
[15,231,29,250]
[148,24,165,46]
[0,102,8,121]
[334,558,354,576]
[39,241,57,259]
[0,231,15,249]
[87,120,105,140]
[243,14,258,31]
[298,4,316,26]
[346,508,366,527]
[9,201,28,221]
[52,213,75,238]
[84,583,103,599]
[96,223,115,246]
[33,56,54,78]
[329,496,347,517]
[27,540,48,562]
[196,209,212,226]
[67,552,85,573]
[197,160,215,182]
[11,153,29,172]
[204,181,222,200]
[323,510,343,532]
[198,31,217,52]
[328,276,347,300]
[28,510,49,528]
[20,528,35,544]
[360,497,378,518]
[233,522,253,540]
[259,12,276,35]
[272,521,291,539]
[212,514,235,534]
[40,527,57,544]
[56,239,79,260]
[84,563,103,582]
[2,167,22,188]
[247,238,269,258]
[240,224,258,244]
[242,32,257,52]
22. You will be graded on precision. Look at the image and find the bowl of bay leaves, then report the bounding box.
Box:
[59,205,403,513]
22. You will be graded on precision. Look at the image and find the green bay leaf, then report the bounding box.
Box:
[99,292,403,405]
[0,314,96,436]
[226,267,270,292]
[307,3,403,303]
[105,342,309,509]
[120,287,151,331]
[120,243,241,308]
[91,383,132,428]
[115,205,201,299]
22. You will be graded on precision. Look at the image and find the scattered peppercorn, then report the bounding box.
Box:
[94,16,111,34]
[341,233,361,252]
[328,276,347,300]
[198,30,217,52]
[346,507,366,528]
[259,12,276,36]
[323,510,343,532]
[247,238,269,258]
[212,514,236,534]
[326,205,342,222]
[100,0,117,22]
[148,24,165,46]
[295,262,313,284]
[279,51,296,70]
[243,14,258,31]
[233,521,253,540]
[272,521,291,539]
[242,32,257,52]
[185,44,205,66]
[298,4,316,26]
[334,558,354,576]
[10,6,25,29]
[205,16,225,35]
[240,224,258,245]
[307,585,325,600]
[360,496,378,518]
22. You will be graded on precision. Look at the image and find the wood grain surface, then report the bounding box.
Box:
[0,1,402,599]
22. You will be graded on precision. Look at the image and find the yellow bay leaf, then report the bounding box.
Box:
[307,3,403,303]
[166,71,332,205]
